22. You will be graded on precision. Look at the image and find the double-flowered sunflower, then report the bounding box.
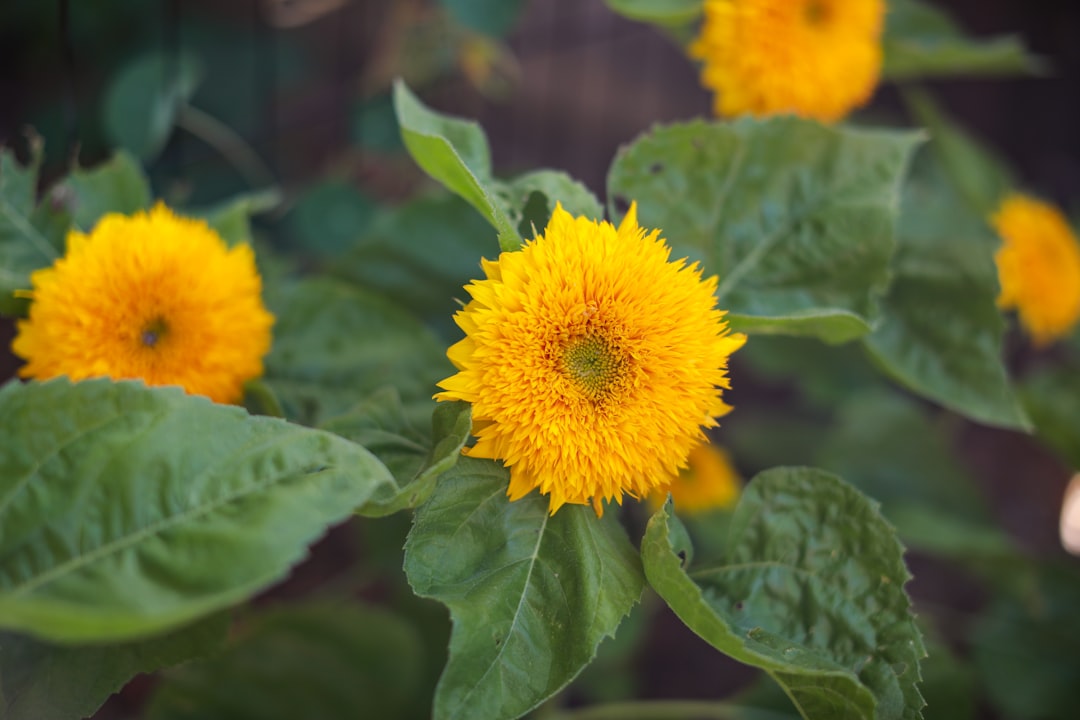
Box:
[436,203,746,515]
[13,203,274,404]
[992,194,1080,346]
[691,0,885,122]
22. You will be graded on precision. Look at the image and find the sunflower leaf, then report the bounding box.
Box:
[320,390,472,517]
[404,457,644,720]
[606,118,922,344]
[60,151,153,232]
[862,150,1030,431]
[642,468,925,720]
[393,80,521,251]
[262,277,451,427]
[144,604,427,720]
[0,614,228,720]
[883,0,1044,80]
[0,378,400,642]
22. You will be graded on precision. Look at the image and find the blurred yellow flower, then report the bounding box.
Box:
[992,194,1080,346]
[651,443,741,515]
[13,203,274,403]
[691,0,884,122]
[436,203,746,516]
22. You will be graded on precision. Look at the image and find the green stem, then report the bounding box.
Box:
[175,104,275,189]
[544,700,794,720]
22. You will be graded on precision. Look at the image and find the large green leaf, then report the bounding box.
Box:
[0,139,66,314]
[883,0,1043,80]
[404,458,644,720]
[862,152,1029,430]
[498,169,604,235]
[103,52,203,161]
[393,80,519,251]
[607,119,921,343]
[320,390,471,517]
[604,0,702,25]
[263,277,451,426]
[145,603,426,720]
[59,150,152,232]
[1021,362,1080,470]
[0,615,228,720]
[0,378,398,642]
[642,468,925,720]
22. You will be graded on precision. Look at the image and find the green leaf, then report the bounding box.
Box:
[607,118,922,343]
[0,138,66,314]
[604,0,702,25]
[332,192,496,340]
[197,188,281,247]
[642,468,925,720]
[320,390,471,516]
[404,458,644,720]
[284,181,376,257]
[145,603,426,720]
[1021,362,1080,470]
[440,0,527,37]
[883,0,1044,80]
[60,150,152,232]
[0,378,398,642]
[497,169,604,233]
[393,79,519,251]
[104,52,203,161]
[0,615,228,720]
[263,277,451,426]
[862,152,1030,430]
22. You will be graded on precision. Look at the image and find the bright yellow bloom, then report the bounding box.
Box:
[436,203,746,515]
[992,194,1080,346]
[691,0,885,122]
[13,203,274,403]
[650,443,741,515]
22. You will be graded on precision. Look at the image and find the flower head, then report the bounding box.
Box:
[650,443,741,515]
[992,194,1080,346]
[13,203,274,403]
[436,203,746,515]
[691,0,885,122]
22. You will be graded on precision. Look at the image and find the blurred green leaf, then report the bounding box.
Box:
[197,188,281,247]
[104,52,203,161]
[862,149,1029,430]
[607,118,921,343]
[353,92,405,153]
[917,636,977,720]
[320,390,471,517]
[883,0,1043,80]
[737,336,883,409]
[60,150,152,231]
[146,604,427,720]
[333,192,494,340]
[404,457,644,720]
[440,0,527,37]
[394,79,518,251]
[604,0,702,25]
[973,564,1080,720]
[0,615,228,720]
[0,139,66,315]
[1021,362,1080,470]
[285,181,376,257]
[0,378,397,642]
[642,469,925,720]
[263,277,451,426]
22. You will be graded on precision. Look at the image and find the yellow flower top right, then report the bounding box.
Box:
[691,0,885,123]
[992,194,1080,346]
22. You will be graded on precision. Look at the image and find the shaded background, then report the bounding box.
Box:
[2,1,1079,718]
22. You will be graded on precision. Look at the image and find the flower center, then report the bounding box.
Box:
[561,334,624,399]
[804,0,832,26]
[140,318,169,348]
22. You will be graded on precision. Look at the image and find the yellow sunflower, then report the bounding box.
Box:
[691,0,885,122]
[436,203,746,515]
[992,194,1080,346]
[650,443,742,515]
[13,203,274,403]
